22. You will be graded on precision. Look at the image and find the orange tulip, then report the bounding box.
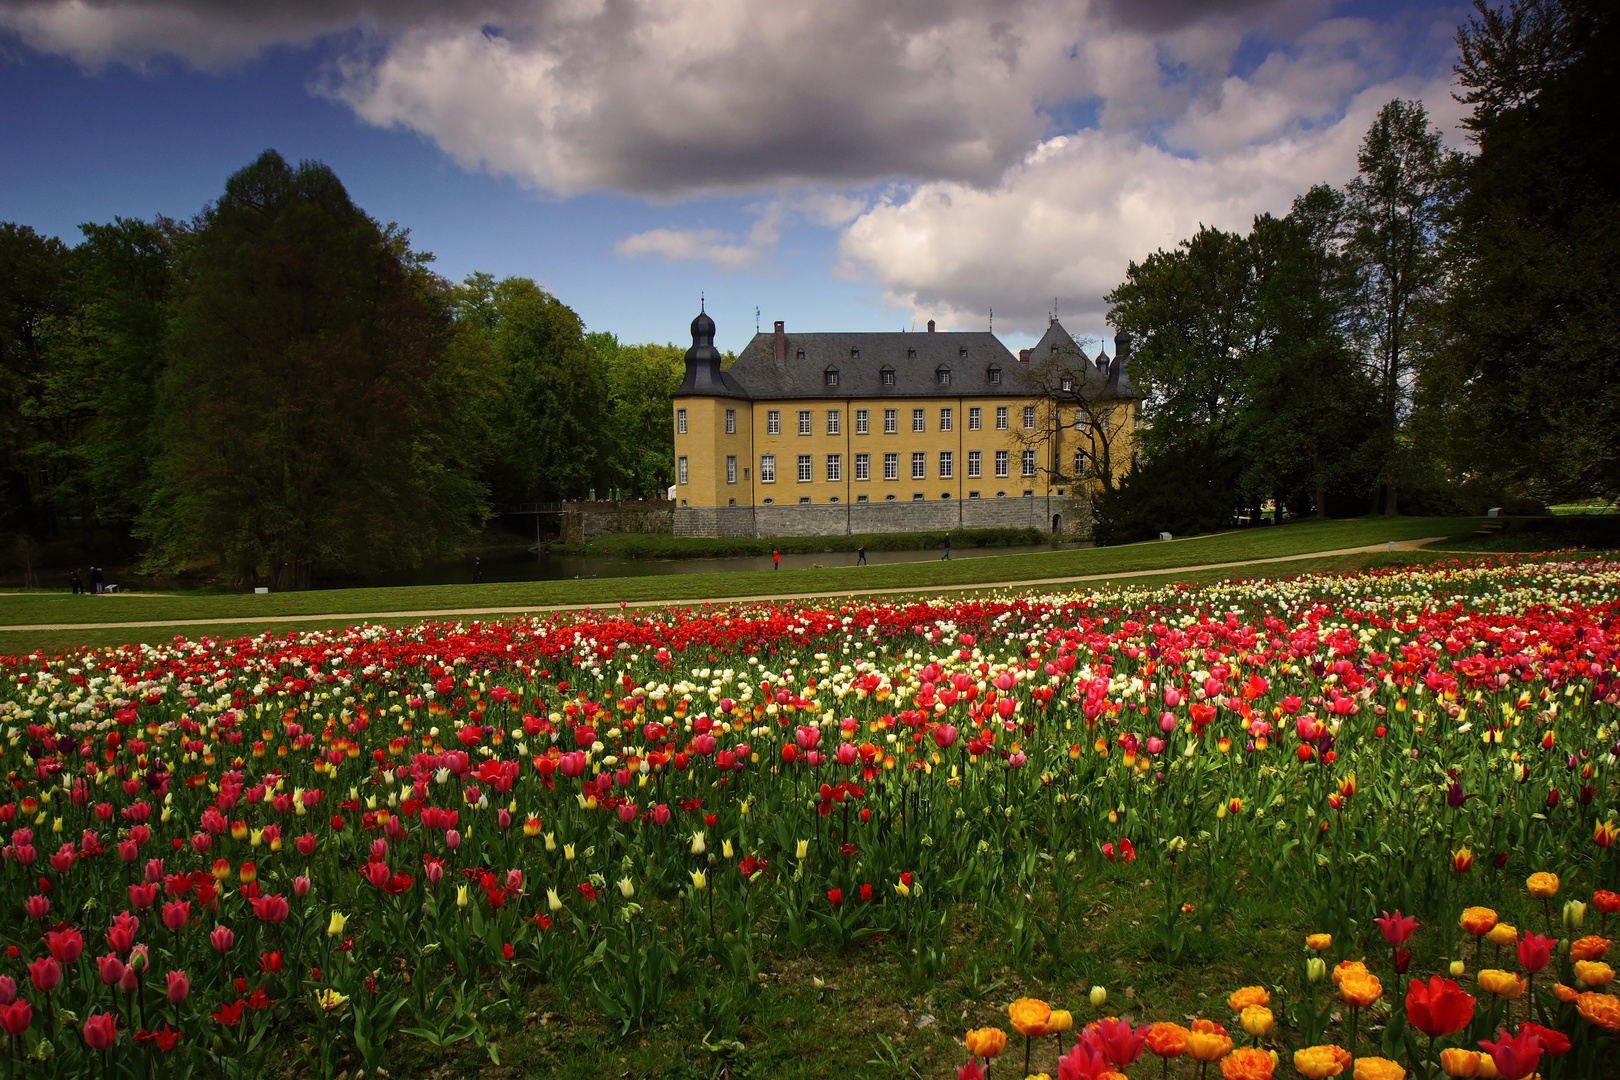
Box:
[1294,1045,1350,1079]
[1576,991,1620,1030]
[1527,872,1560,899]
[1352,1057,1405,1080]
[1438,1047,1480,1077]
[1459,907,1498,937]
[1571,935,1611,963]
[1339,972,1383,1008]
[1007,997,1052,1037]
[1186,1019,1233,1062]
[1146,1022,1189,1058]
[1220,1046,1276,1080]
[1228,986,1269,1010]
[965,1027,1007,1058]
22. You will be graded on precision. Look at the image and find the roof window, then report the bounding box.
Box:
[936,367,952,386]
[825,367,840,387]
[987,365,1001,384]
[881,366,896,386]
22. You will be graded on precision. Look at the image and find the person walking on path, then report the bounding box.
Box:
[772,549,780,570]
[69,569,82,595]
[941,534,951,560]
[856,544,867,566]
[473,557,483,584]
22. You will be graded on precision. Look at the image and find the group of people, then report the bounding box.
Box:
[68,567,107,594]
[768,534,951,570]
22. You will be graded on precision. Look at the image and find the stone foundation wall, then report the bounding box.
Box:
[673,495,1091,539]
[560,500,675,545]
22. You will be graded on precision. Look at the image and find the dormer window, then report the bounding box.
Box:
[959,347,968,359]
[851,348,861,361]
[825,367,840,387]
[936,366,952,386]
[881,366,896,386]
[797,349,806,361]
[908,347,917,359]
[1061,376,1074,392]
[987,365,1001,385]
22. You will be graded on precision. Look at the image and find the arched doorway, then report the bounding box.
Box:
[1051,513,1062,535]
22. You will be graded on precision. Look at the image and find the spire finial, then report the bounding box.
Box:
[700,291,705,313]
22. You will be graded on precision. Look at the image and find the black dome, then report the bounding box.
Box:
[690,309,716,345]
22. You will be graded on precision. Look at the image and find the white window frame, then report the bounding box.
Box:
[725,408,736,434]
[854,453,870,481]
[766,410,780,435]
[939,451,953,479]
[911,408,926,433]
[760,454,776,483]
[677,456,688,484]
[797,454,813,482]
[884,408,898,434]
[676,408,687,435]
[939,407,953,432]
[883,452,899,481]
[826,410,840,436]
[1021,449,1037,477]
[995,406,1008,431]
[995,450,1009,478]
[798,410,812,436]
[825,454,841,482]
[911,451,926,480]
[968,406,981,431]
[967,450,982,478]
[855,409,869,434]
[1022,405,1036,430]
[726,455,737,484]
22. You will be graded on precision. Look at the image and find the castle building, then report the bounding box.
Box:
[671,308,1137,539]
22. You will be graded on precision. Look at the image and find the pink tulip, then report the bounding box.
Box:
[293,875,311,897]
[161,901,189,930]
[165,970,189,1004]
[23,895,48,919]
[81,1013,117,1051]
[97,954,126,986]
[210,926,234,953]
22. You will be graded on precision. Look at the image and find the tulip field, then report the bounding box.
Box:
[3,553,1620,1079]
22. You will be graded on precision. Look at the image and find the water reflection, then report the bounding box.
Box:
[351,543,1082,589]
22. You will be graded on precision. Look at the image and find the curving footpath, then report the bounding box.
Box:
[1,538,1445,634]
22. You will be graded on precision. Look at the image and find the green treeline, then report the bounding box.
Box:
[1098,0,1618,543]
[0,151,684,587]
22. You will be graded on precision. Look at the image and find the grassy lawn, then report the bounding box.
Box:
[0,518,1469,639]
[0,540,1476,656]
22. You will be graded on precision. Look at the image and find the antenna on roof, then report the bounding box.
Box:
[755,306,760,333]
[988,308,993,333]
[700,292,705,313]
[1054,296,1059,324]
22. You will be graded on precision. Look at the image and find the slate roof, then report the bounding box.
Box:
[673,316,1137,402]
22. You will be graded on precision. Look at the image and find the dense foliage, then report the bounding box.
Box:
[0,557,1618,1076]
[1103,0,1617,540]
[0,154,686,586]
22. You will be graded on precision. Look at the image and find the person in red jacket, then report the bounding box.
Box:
[773,549,780,570]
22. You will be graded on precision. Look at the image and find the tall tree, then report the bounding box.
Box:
[589,333,684,498]
[140,150,485,587]
[0,224,73,541]
[1344,99,1455,515]
[1425,0,1619,501]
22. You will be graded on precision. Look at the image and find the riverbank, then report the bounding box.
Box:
[546,527,1060,560]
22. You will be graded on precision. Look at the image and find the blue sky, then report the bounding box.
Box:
[0,0,1470,354]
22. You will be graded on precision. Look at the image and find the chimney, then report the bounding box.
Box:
[926,319,935,332]
[1018,349,1031,363]
[773,321,785,366]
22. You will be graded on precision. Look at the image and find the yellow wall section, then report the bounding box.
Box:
[675,395,1133,509]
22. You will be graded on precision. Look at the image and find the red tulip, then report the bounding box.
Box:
[81,1013,117,1050]
[1519,1022,1569,1057]
[0,1001,31,1037]
[827,889,843,906]
[1480,1026,1542,1080]
[161,900,189,930]
[1405,976,1475,1038]
[44,928,83,965]
[1095,1017,1151,1068]
[1376,910,1418,946]
[1516,932,1553,974]
[250,894,289,923]
[97,954,126,986]
[25,957,59,993]
[166,970,189,1004]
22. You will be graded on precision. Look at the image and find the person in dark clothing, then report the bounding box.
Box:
[90,567,104,594]
[941,534,951,560]
[69,569,82,595]
[772,549,780,570]
[473,557,483,584]
[856,544,867,566]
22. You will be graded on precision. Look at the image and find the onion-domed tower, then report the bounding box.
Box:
[671,304,753,537]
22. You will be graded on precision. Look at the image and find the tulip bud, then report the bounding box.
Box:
[1564,900,1587,930]
[1450,960,1466,977]
[795,839,810,861]
[547,889,563,912]
[456,885,469,908]
[544,832,557,852]
[617,877,635,899]
[722,839,734,859]
[690,832,706,855]
[564,844,576,861]
[1306,958,1327,984]
[1089,985,1107,1008]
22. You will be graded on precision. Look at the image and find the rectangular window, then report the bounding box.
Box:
[939,407,953,432]
[1074,409,1089,430]
[995,450,1009,478]
[798,410,812,435]
[677,456,688,484]
[760,454,776,482]
[767,410,780,435]
[1022,405,1036,430]
[1073,451,1084,476]
[911,451,926,479]
[854,453,870,480]
[1021,449,1037,477]
[939,451,953,479]
[826,410,840,435]
[825,454,841,481]
[884,408,898,434]
[676,408,687,435]
[855,408,869,434]
[797,454,813,482]
[912,408,926,433]
[967,450,982,478]
[995,406,1008,431]
[725,408,736,434]
[726,456,737,484]
[883,452,899,480]
[968,406,981,431]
